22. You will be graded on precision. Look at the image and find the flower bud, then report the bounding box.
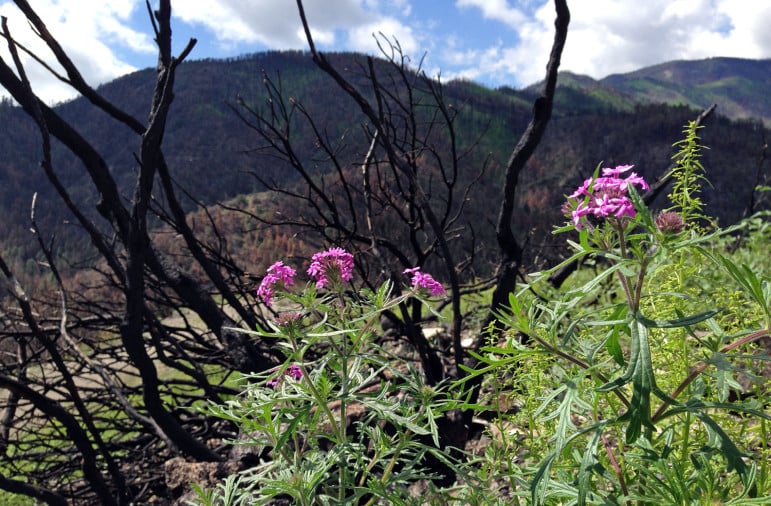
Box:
[655,211,685,234]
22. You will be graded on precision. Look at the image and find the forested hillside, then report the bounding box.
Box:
[0,51,768,283]
[523,57,771,126]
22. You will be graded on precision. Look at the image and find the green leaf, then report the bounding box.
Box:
[627,185,655,231]
[567,261,625,296]
[659,400,761,493]
[531,451,558,505]
[697,400,771,421]
[598,319,658,443]
[588,304,628,366]
[605,329,625,367]
[577,428,604,506]
[697,247,770,319]
[694,410,751,480]
[707,352,746,403]
[359,397,431,437]
[636,308,721,328]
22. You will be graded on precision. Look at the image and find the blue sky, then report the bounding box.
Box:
[1,0,770,104]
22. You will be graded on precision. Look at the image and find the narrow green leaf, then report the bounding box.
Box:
[531,451,558,505]
[577,428,604,506]
[606,329,625,367]
[636,308,721,328]
[693,410,750,478]
[699,248,770,318]
[597,319,640,393]
[568,261,625,296]
[627,185,655,231]
[599,319,658,443]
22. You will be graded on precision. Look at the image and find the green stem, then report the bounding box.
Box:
[601,432,629,498]
[530,333,630,410]
[336,291,349,501]
[761,417,768,489]
[298,362,342,437]
[631,255,649,313]
[652,327,770,421]
[363,430,412,506]
[612,221,636,308]
[680,410,691,465]
[286,326,344,442]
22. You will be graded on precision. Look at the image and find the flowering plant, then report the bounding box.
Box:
[306,247,354,290]
[256,260,296,307]
[404,266,447,296]
[462,130,770,504]
[193,248,464,505]
[192,126,770,505]
[564,164,649,228]
[265,364,303,388]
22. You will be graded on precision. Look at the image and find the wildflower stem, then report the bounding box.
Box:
[297,362,341,438]
[601,432,628,497]
[612,220,636,308]
[652,326,771,420]
[530,333,630,409]
[630,256,649,313]
[363,430,412,506]
[336,291,350,500]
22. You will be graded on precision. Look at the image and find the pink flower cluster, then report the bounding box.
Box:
[256,248,355,305]
[266,364,303,388]
[566,164,649,228]
[403,267,446,297]
[307,247,354,290]
[257,261,296,307]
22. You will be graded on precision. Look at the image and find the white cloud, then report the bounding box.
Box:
[439,1,553,87]
[560,0,723,77]
[1,0,770,103]
[173,1,300,48]
[559,0,771,80]
[455,0,527,28]
[172,0,373,50]
[0,0,153,104]
[713,0,771,58]
[346,17,419,58]
[444,0,771,88]
[0,0,420,103]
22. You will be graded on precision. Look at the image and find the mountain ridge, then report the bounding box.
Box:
[524,56,771,125]
[0,51,768,282]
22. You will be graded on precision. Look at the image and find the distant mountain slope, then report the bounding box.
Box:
[533,57,771,126]
[602,57,771,125]
[0,51,531,267]
[0,52,768,281]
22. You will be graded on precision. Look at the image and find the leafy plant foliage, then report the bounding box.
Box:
[459,126,770,504]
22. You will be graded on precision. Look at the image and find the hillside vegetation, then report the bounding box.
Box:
[0,53,768,285]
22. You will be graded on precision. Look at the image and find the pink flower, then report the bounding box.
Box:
[266,364,303,388]
[404,267,446,297]
[257,261,296,307]
[601,164,635,177]
[565,164,649,229]
[307,247,354,290]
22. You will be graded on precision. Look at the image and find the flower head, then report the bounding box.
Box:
[655,211,685,234]
[565,164,649,229]
[266,364,303,388]
[307,248,354,290]
[257,261,296,307]
[404,267,446,297]
[276,311,303,327]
